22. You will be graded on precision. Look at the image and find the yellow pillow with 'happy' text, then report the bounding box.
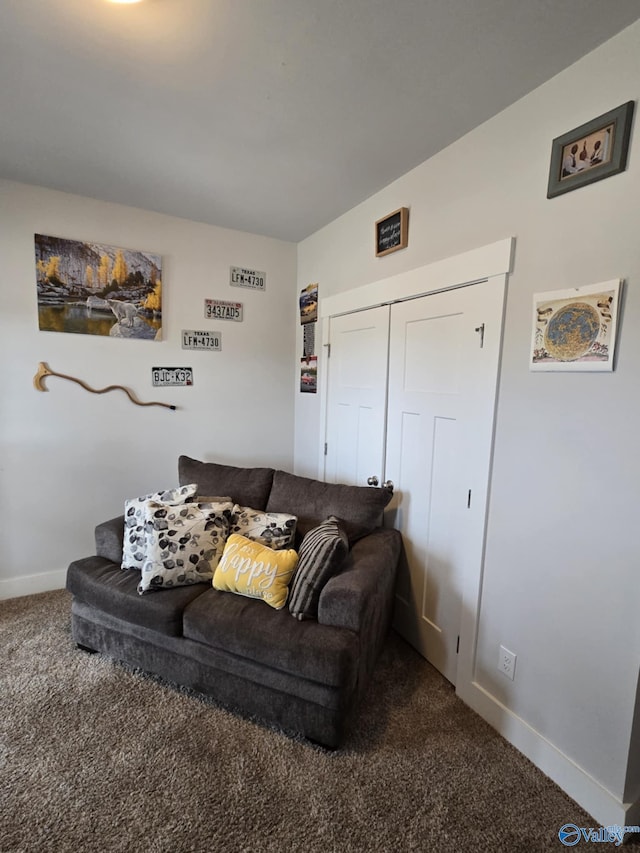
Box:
[212,534,298,610]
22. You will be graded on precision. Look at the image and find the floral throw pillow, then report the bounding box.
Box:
[229,505,297,550]
[138,499,234,594]
[122,484,198,570]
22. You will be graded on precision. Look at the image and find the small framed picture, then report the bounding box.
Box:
[547,101,635,198]
[375,207,409,257]
[529,280,621,372]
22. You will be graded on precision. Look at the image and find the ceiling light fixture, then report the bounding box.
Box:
[107,0,144,4]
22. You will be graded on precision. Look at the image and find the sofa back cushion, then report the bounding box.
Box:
[266,470,393,544]
[178,455,274,510]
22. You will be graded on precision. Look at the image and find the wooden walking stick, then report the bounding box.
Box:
[33,362,177,411]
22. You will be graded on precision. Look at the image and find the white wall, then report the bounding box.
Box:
[0,180,297,596]
[295,21,640,825]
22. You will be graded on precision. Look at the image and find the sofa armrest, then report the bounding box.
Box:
[318,526,401,628]
[318,527,401,689]
[95,515,125,564]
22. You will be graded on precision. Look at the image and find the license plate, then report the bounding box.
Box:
[204,299,243,322]
[181,330,221,351]
[152,367,194,387]
[230,266,266,291]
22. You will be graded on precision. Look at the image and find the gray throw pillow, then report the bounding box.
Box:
[288,517,349,621]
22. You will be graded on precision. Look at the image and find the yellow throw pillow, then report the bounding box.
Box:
[213,534,298,610]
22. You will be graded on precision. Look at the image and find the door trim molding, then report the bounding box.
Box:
[320,237,514,319]
[318,238,512,709]
[318,237,514,488]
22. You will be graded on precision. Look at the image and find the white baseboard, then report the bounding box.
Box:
[624,798,640,828]
[0,569,66,600]
[457,679,633,829]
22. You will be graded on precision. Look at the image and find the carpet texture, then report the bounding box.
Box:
[1,590,637,853]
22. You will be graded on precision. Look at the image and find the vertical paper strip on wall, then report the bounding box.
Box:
[303,323,315,358]
[300,283,318,324]
[300,356,317,394]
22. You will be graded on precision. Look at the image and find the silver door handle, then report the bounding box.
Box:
[367,476,379,486]
[383,480,394,493]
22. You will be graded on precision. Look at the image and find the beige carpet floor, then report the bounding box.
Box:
[1,590,637,853]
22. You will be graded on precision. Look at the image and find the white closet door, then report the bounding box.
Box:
[323,277,504,686]
[386,279,501,684]
[324,306,389,487]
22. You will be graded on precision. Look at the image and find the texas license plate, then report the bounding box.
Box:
[181,330,221,351]
[229,266,266,291]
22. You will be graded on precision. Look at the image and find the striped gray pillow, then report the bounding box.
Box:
[289,516,349,621]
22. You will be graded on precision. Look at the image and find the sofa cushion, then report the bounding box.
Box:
[212,534,298,610]
[289,517,349,621]
[122,484,198,570]
[183,588,359,688]
[67,556,207,637]
[229,505,297,549]
[178,456,274,510]
[266,470,393,543]
[139,500,233,594]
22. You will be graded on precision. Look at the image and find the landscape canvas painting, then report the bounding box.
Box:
[35,234,162,340]
[530,280,621,372]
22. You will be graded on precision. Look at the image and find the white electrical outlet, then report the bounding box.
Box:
[498,645,516,680]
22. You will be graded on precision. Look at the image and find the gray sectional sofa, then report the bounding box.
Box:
[66,456,402,747]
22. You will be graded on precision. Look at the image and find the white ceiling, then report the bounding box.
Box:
[1,0,639,242]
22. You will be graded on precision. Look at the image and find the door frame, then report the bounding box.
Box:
[318,237,514,697]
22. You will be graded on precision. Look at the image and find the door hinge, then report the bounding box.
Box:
[475,323,485,348]
[456,635,460,654]
[324,442,328,456]
[467,489,472,508]
[324,342,331,358]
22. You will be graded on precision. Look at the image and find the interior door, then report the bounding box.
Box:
[386,280,500,684]
[323,278,503,685]
[324,306,389,486]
